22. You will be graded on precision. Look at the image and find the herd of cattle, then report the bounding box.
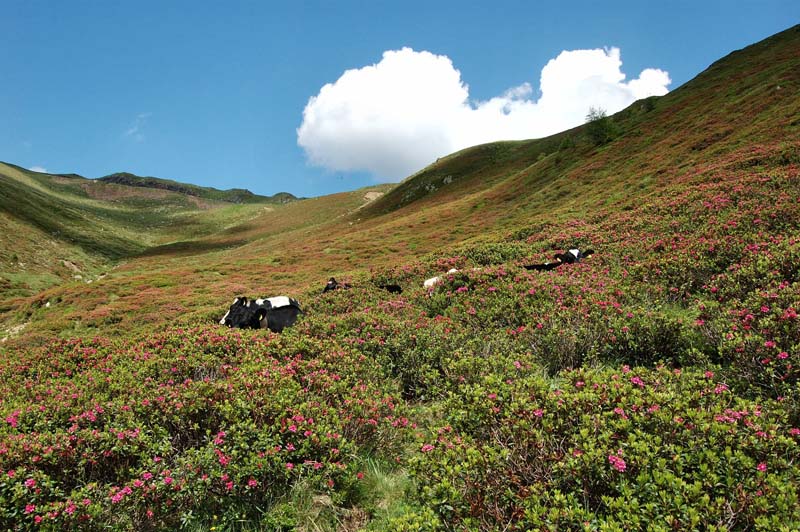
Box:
[218,248,594,331]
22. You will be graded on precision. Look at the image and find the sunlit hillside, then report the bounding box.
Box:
[0,25,798,531]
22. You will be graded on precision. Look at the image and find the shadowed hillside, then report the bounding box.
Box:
[0,25,799,531]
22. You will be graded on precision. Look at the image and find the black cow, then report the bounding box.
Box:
[524,261,563,271]
[323,277,403,294]
[322,277,351,293]
[219,296,302,333]
[377,283,403,294]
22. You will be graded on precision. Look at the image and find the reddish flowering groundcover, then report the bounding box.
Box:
[1,146,799,529]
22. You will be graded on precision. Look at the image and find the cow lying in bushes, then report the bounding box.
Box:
[524,248,595,271]
[219,296,302,333]
[322,277,403,294]
[322,277,351,293]
[424,268,460,289]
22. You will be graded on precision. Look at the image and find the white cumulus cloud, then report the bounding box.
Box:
[297,47,670,181]
[29,166,48,173]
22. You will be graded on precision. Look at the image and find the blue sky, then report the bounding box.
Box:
[2,1,797,198]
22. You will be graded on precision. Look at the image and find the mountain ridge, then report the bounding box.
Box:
[98,171,298,204]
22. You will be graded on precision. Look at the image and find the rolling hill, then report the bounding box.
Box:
[0,163,299,299]
[0,25,798,531]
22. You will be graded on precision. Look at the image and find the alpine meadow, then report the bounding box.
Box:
[1,24,800,531]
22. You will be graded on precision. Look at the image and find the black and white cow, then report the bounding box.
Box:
[322,277,351,293]
[524,248,595,271]
[554,248,594,264]
[219,296,302,333]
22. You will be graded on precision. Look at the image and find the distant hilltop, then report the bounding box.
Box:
[98,172,298,204]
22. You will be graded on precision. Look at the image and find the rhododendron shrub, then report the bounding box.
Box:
[409,366,800,530]
[0,329,411,529]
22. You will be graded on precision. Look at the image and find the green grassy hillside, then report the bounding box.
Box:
[0,163,298,300]
[1,25,799,531]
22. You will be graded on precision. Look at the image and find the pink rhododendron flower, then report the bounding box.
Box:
[24,504,36,514]
[757,462,767,472]
[24,478,36,489]
[608,452,627,472]
[421,444,435,453]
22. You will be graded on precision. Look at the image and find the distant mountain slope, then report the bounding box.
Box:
[0,163,292,298]
[98,172,297,204]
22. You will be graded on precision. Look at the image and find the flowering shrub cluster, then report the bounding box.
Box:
[0,330,411,529]
[1,145,799,529]
[408,365,800,530]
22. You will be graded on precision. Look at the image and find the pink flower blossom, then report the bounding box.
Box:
[757,462,767,472]
[630,376,645,388]
[24,504,36,514]
[420,444,435,453]
[24,478,36,489]
[286,463,294,470]
[608,452,627,472]
[248,478,258,488]
[778,352,789,359]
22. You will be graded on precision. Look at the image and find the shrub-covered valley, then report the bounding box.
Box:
[1,25,799,531]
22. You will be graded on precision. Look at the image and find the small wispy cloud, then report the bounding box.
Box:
[29,166,48,173]
[124,112,152,142]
